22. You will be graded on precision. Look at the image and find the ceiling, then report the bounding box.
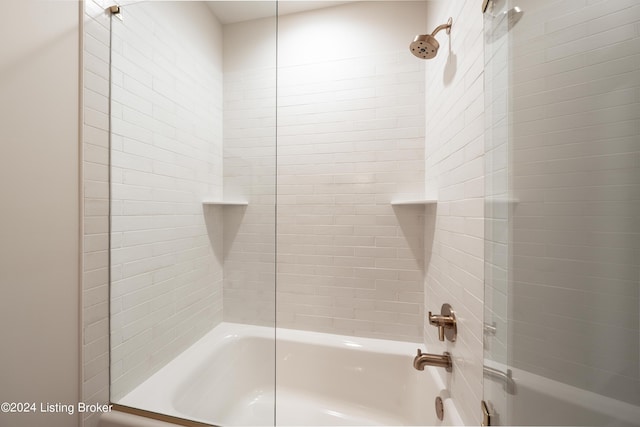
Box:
[206,1,357,24]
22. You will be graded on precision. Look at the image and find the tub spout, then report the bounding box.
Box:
[413,348,452,372]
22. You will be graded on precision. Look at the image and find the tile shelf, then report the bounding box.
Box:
[205,199,438,206]
[390,199,438,206]
[202,200,248,206]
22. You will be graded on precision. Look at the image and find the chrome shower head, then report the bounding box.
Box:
[410,17,452,60]
[485,7,524,42]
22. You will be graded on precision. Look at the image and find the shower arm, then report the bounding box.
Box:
[431,18,453,37]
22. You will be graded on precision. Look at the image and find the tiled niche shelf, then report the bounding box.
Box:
[202,200,248,206]
[390,199,437,206]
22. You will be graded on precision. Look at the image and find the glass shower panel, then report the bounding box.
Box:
[108,2,277,425]
[483,0,512,423]
[484,0,640,425]
[274,0,427,343]
[274,1,427,424]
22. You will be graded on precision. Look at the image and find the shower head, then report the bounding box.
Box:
[410,17,452,60]
[501,6,523,29]
[410,34,440,60]
[485,7,524,42]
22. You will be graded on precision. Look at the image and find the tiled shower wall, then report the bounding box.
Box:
[222,1,428,341]
[274,1,428,341]
[422,0,485,425]
[82,1,112,426]
[222,15,277,326]
[108,2,225,401]
[508,0,640,406]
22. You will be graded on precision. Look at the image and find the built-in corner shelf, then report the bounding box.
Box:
[390,199,438,206]
[202,200,248,206]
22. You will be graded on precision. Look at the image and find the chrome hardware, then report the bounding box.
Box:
[428,303,457,342]
[481,400,492,426]
[483,365,516,394]
[435,396,444,421]
[413,348,452,372]
[483,322,497,335]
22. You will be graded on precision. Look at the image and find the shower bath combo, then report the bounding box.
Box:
[101,2,465,426]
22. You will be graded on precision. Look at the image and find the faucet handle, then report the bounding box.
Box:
[427,304,457,342]
[428,311,446,341]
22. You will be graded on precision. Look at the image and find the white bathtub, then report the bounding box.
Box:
[102,322,463,426]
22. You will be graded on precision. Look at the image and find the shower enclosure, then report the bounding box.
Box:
[104,0,640,425]
[108,1,435,425]
[483,0,640,425]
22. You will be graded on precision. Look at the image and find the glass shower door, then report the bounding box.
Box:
[483,0,640,425]
[108,2,277,425]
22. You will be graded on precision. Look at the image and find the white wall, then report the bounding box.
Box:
[222,1,428,341]
[275,1,427,341]
[108,1,225,401]
[0,1,80,427]
[222,15,277,326]
[422,0,485,425]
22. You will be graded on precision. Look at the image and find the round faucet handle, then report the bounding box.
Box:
[428,304,457,342]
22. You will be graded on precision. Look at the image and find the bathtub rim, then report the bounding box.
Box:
[114,322,464,426]
[109,404,216,427]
